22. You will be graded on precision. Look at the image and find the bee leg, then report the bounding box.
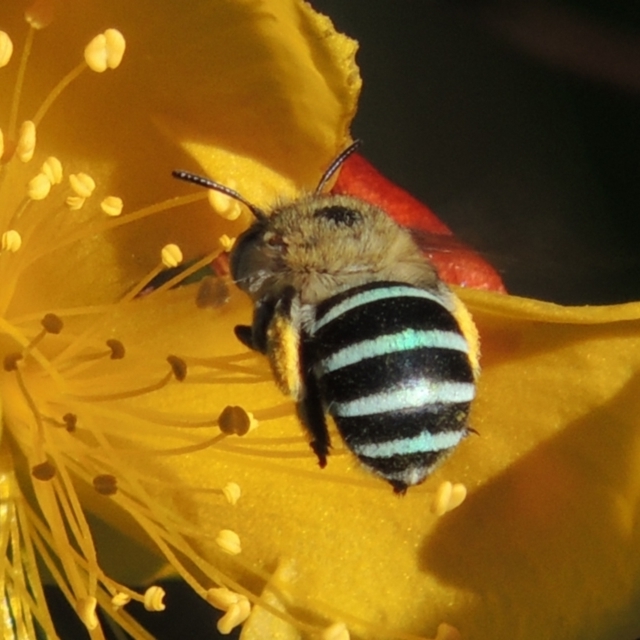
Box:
[233,325,254,349]
[296,364,331,468]
[234,297,277,354]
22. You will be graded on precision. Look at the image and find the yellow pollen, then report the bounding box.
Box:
[101,195,124,217]
[69,172,96,198]
[218,405,257,436]
[0,31,13,67]
[27,172,51,200]
[41,312,63,334]
[17,120,36,162]
[93,474,118,496]
[25,0,56,30]
[218,234,236,252]
[206,587,243,610]
[111,592,132,609]
[106,338,126,359]
[161,243,183,268]
[431,622,462,640]
[84,29,126,73]
[216,598,251,635]
[431,481,467,516]
[31,461,56,481]
[208,188,242,221]
[167,355,187,381]
[322,622,350,640]
[222,482,241,505]
[62,412,77,432]
[65,195,85,210]
[143,586,166,612]
[1,230,22,252]
[76,596,99,631]
[41,155,63,184]
[215,529,242,555]
[3,352,23,371]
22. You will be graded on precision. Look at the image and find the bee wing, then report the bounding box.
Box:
[265,287,304,401]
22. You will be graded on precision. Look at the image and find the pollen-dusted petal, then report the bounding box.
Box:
[215,529,242,555]
[322,622,350,640]
[27,172,51,200]
[1,230,22,252]
[68,172,96,198]
[0,31,13,67]
[222,482,241,506]
[217,598,251,635]
[76,596,99,630]
[100,195,123,217]
[84,29,126,72]
[17,120,36,162]
[41,156,63,184]
[143,586,166,612]
[161,243,183,268]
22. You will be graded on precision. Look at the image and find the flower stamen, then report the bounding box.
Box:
[215,529,242,555]
[143,586,166,612]
[430,481,467,516]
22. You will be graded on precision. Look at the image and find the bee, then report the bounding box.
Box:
[173,141,480,493]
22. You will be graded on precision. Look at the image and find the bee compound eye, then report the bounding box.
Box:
[313,205,362,227]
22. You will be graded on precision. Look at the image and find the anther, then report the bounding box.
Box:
[167,355,187,381]
[1,230,22,253]
[69,172,96,198]
[218,234,236,252]
[27,172,51,200]
[76,596,99,630]
[25,0,55,30]
[218,405,256,436]
[31,461,56,481]
[216,598,251,635]
[84,29,126,73]
[0,31,13,68]
[431,622,462,640]
[41,156,63,184]
[106,339,125,359]
[93,474,118,496]
[215,529,242,555]
[143,586,166,612]
[206,587,242,610]
[222,482,241,506]
[161,243,183,268]
[4,352,23,371]
[41,313,63,334]
[17,121,36,162]
[101,196,123,217]
[62,413,77,432]
[208,189,242,221]
[322,622,350,640]
[431,481,467,516]
[0,129,4,160]
[111,592,131,609]
[65,195,85,210]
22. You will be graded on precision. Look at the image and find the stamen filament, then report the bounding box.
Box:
[8,26,35,137]
[32,62,86,127]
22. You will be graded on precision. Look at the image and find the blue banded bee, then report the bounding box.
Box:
[173,142,480,493]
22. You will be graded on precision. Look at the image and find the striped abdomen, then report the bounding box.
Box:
[309,281,475,493]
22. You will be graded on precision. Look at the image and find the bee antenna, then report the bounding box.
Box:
[171,170,268,221]
[314,139,362,194]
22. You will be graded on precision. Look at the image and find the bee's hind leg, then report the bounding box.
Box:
[296,371,331,468]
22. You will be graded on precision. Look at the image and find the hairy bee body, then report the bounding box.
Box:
[230,193,480,494]
[173,144,479,493]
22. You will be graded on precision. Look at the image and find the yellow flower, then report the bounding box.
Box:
[0,0,358,637]
[2,2,639,640]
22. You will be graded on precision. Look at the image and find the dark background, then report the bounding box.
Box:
[47,1,640,638]
[313,0,640,305]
